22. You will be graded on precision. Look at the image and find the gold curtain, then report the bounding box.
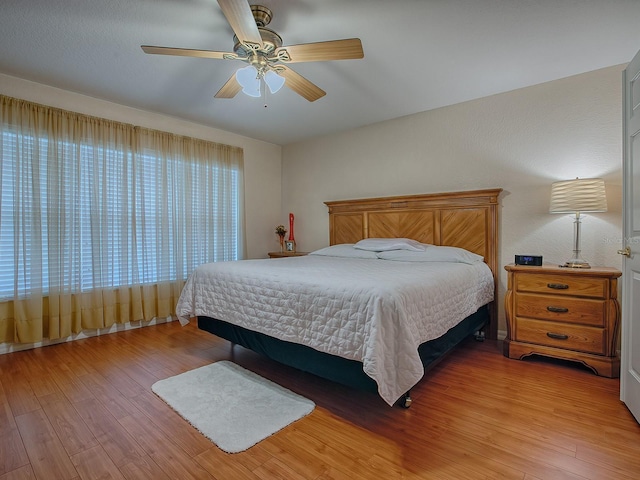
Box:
[0,95,244,344]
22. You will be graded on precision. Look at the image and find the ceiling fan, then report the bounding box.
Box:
[141,0,364,102]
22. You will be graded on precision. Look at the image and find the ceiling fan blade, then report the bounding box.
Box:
[217,0,263,49]
[214,73,242,98]
[274,38,364,63]
[141,45,236,60]
[276,66,326,102]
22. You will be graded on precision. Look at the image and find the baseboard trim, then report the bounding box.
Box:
[2,323,510,355]
[0,316,175,355]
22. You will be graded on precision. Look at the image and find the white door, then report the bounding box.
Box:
[620,47,640,423]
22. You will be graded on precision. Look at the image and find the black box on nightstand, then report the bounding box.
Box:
[514,254,543,266]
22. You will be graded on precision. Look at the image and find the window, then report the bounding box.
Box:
[0,96,243,308]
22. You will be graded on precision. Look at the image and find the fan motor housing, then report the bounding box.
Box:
[233,5,281,56]
[233,27,282,56]
[251,5,272,27]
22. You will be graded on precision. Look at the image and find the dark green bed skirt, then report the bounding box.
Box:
[197,305,489,394]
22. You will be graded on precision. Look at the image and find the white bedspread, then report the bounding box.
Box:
[176,256,494,406]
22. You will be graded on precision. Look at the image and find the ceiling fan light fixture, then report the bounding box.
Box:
[236,65,261,96]
[264,70,285,94]
[142,2,363,102]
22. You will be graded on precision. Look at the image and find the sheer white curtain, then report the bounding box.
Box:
[0,95,244,344]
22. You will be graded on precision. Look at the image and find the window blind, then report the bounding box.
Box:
[0,95,243,321]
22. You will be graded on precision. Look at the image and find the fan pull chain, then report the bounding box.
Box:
[263,80,269,108]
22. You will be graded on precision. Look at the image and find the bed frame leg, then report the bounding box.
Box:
[474,330,485,342]
[400,391,412,408]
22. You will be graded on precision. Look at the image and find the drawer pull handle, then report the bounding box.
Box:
[547,306,569,313]
[547,283,569,290]
[547,332,569,340]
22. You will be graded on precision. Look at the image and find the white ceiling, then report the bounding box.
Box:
[2,0,640,146]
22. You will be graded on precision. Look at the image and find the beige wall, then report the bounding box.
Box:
[0,74,282,260]
[281,65,625,335]
[2,67,626,336]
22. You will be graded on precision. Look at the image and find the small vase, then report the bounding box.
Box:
[279,235,284,253]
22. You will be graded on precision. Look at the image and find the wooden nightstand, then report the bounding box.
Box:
[504,263,621,378]
[267,251,309,258]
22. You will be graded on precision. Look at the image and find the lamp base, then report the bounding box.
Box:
[560,213,592,268]
[561,258,592,269]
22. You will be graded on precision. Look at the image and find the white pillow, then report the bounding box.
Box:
[309,244,379,259]
[353,238,427,252]
[376,245,484,264]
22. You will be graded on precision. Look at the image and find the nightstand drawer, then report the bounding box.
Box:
[514,293,605,327]
[515,318,606,355]
[515,274,607,299]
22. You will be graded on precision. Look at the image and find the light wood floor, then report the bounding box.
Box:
[1,321,639,480]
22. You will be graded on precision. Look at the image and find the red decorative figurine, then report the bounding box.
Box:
[288,213,296,250]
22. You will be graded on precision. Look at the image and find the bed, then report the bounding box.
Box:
[176,188,502,407]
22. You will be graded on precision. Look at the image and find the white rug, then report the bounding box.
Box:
[151,361,315,453]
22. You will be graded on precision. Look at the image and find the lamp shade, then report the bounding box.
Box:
[264,70,285,94]
[236,66,261,97]
[549,178,608,214]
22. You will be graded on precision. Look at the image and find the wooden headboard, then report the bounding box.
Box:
[325,188,502,339]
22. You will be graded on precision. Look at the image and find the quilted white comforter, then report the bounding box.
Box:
[176,255,494,405]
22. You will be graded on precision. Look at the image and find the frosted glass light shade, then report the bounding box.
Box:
[549,178,608,214]
[264,70,285,94]
[236,66,260,97]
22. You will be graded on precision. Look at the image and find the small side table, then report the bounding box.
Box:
[268,251,309,258]
[503,263,621,377]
